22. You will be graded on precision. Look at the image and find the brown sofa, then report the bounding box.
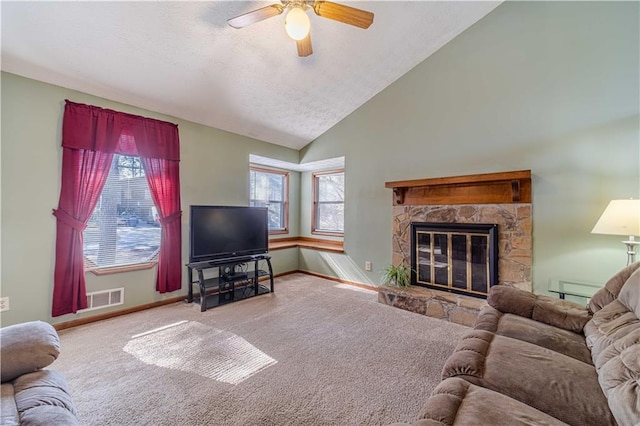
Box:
[395,261,640,426]
[0,321,79,425]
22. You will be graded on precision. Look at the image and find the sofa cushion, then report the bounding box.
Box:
[584,299,640,364]
[595,327,640,425]
[1,321,60,383]
[442,330,616,426]
[531,296,591,332]
[589,261,640,314]
[475,305,592,364]
[414,377,569,426]
[13,370,79,426]
[487,286,590,333]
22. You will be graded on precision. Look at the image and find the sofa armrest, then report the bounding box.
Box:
[1,321,60,383]
[487,285,537,317]
[487,286,591,333]
[14,370,79,426]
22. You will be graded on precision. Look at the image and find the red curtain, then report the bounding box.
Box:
[62,102,179,160]
[141,158,182,293]
[52,100,181,317]
[52,149,115,316]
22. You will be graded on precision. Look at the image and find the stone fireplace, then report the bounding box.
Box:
[379,170,533,325]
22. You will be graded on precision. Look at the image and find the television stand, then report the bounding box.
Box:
[186,254,273,312]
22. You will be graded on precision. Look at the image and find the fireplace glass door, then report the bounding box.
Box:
[412,223,498,298]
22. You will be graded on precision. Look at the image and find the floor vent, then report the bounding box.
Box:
[80,288,124,312]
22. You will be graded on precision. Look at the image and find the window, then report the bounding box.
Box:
[313,170,344,235]
[53,101,181,316]
[83,155,161,269]
[250,167,289,233]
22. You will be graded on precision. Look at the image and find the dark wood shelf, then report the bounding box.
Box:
[385,170,531,205]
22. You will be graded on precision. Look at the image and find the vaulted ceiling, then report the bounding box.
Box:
[1,1,501,150]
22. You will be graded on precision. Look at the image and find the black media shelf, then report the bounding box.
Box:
[186,254,273,312]
[198,283,272,310]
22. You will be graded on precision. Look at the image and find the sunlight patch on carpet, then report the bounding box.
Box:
[334,283,377,295]
[123,321,277,385]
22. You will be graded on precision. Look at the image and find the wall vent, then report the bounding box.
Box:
[80,288,124,312]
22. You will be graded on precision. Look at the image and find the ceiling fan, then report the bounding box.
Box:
[227,1,374,57]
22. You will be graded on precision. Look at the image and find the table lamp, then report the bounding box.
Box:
[591,199,640,265]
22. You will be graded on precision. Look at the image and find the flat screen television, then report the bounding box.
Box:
[189,205,268,262]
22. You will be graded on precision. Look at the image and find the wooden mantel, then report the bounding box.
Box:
[385,170,531,205]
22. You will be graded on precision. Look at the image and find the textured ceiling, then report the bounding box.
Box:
[1,1,501,150]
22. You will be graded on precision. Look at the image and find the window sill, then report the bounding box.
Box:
[312,230,344,238]
[87,262,157,276]
[269,237,344,253]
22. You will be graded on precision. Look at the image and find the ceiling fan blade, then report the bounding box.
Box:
[296,33,313,57]
[227,4,284,29]
[312,1,374,29]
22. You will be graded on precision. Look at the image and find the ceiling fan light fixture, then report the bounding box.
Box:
[284,7,310,41]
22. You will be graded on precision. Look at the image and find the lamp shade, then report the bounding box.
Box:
[285,7,310,41]
[591,199,640,237]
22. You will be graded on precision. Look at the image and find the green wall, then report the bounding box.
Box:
[0,72,300,326]
[2,1,639,326]
[299,1,640,295]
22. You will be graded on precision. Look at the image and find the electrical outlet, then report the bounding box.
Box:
[365,261,372,271]
[0,297,9,312]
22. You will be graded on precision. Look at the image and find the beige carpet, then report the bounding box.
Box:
[55,273,468,425]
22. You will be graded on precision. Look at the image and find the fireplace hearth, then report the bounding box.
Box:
[411,222,498,298]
